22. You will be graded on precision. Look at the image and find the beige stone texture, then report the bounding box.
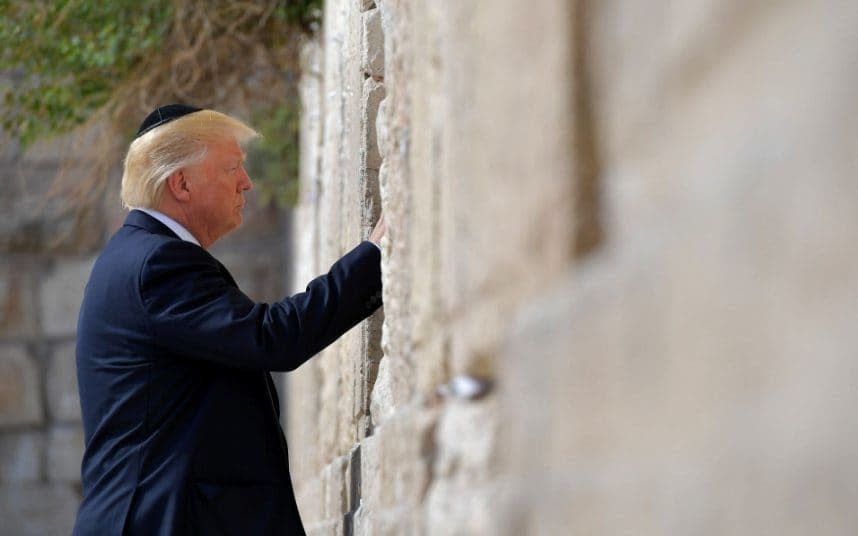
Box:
[0,261,39,339]
[0,484,79,536]
[39,256,96,338]
[295,472,323,526]
[0,345,42,426]
[361,8,385,79]
[46,341,81,422]
[290,0,574,531]
[47,425,84,482]
[289,0,389,491]
[493,1,858,535]
[361,78,385,172]
[291,0,858,534]
[0,431,43,482]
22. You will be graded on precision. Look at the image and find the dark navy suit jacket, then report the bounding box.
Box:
[73,210,382,535]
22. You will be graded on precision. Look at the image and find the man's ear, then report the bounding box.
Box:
[165,170,192,203]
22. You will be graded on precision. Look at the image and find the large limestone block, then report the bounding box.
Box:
[294,473,324,525]
[315,349,345,462]
[47,426,84,483]
[361,8,385,79]
[304,520,342,536]
[0,127,107,256]
[361,78,386,172]
[39,256,95,337]
[47,341,81,422]
[318,0,364,263]
[369,350,413,427]
[0,345,42,426]
[0,484,79,535]
[0,261,39,338]
[423,480,498,536]
[422,398,501,534]
[432,398,499,480]
[295,38,324,289]
[439,0,576,319]
[333,319,365,452]
[353,507,421,536]
[359,406,438,512]
[0,431,43,482]
[321,453,348,520]
[499,224,858,535]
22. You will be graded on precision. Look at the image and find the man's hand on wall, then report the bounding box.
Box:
[370,212,386,247]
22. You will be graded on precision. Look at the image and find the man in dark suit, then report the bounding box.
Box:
[73,104,385,535]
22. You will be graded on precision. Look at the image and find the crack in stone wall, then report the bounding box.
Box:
[572,0,604,259]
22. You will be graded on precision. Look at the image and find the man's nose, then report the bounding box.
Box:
[239,166,253,191]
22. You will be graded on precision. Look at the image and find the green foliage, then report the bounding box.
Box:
[0,1,323,209]
[0,0,172,146]
[247,102,301,208]
[276,0,323,31]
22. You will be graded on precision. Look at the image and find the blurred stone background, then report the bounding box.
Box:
[2,0,858,534]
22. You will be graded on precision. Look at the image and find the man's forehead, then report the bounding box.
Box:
[209,139,246,160]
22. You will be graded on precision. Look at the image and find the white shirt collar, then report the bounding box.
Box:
[135,208,201,247]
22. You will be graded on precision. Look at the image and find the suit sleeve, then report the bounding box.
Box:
[139,239,383,371]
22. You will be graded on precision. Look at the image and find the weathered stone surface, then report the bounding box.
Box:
[303,520,342,536]
[47,341,81,422]
[39,256,96,337]
[361,8,385,79]
[423,480,498,536]
[294,473,323,525]
[321,453,348,519]
[374,96,389,162]
[0,484,79,536]
[0,431,43,482]
[0,345,42,426]
[361,78,386,171]
[0,148,107,256]
[47,426,84,482]
[293,0,858,534]
[432,398,498,480]
[360,406,437,511]
[0,261,39,338]
[438,0,576,316]
[495,5,858,529]
[368,351,411,427]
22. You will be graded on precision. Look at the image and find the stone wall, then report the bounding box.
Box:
[0,126,289,534]
[0,133,104,534]
[289,0,858,534]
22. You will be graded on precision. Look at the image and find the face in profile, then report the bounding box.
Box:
[184,138,252,244]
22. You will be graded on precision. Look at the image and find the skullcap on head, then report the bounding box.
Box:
[135,104,203,138]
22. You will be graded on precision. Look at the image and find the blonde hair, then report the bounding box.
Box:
[120,110,259,209]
